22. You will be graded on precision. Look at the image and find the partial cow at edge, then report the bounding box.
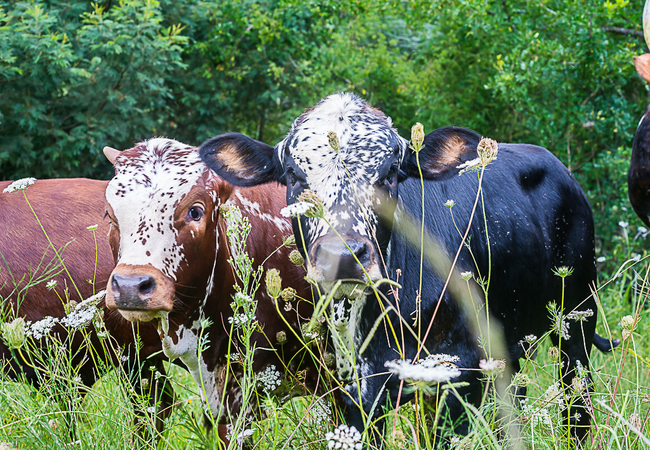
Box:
[629,2,650,228]
[102,138,320,444]
[0,178,171,436]
[199,93,617,446]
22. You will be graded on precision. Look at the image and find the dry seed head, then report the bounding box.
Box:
[276,330,287,345]
[283,235,296,246]
[327,131,340,153]
[410,122,425,153]
[630,413,642,430]
[281,287,296,302]
[548,346,559,359]
[477,137,498,166]
[289,249,305,266]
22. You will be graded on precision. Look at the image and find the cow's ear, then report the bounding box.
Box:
[401,127,480,180]
[634,54,650,84]
[199,133,283,187]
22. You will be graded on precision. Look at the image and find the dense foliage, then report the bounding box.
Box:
[0,0,648,259]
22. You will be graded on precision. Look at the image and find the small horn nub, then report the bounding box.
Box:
[103,146,121,165]
[643,0,650,48]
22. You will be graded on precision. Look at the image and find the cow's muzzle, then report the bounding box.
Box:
[106,264,175,322]
[309,236,380,283]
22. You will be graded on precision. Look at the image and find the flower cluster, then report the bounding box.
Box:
[479,357,506,378]
[29,316,59,340]
[3,177,36,193]
[228,312,256,328]
[621,314,636,340]
[59,291,106,329]
[0,318,26,349]
[328,131,340,153]
[410,123,425,153]
[257,365,282,393]
[289,249,305,266]
[265,268,282,299]
[281,201,315,218]
[477,137,499,166]
[385,354,461,386]
[567,309,593,322]
[308,399,332,424]
[325,424,363,450]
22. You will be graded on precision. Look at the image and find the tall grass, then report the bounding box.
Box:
[1,167,649,450]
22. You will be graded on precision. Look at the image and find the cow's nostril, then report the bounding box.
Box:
[111,276,121,293]
[139,277,156,295]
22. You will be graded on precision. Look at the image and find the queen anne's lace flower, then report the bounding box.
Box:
[326,424,363,450]
[385,356,461,385]
[29,316,59,340]
[3,177,36,193]
[257,365,282,393]
[281,201,315,218]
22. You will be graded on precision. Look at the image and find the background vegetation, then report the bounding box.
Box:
[1,0,650,449]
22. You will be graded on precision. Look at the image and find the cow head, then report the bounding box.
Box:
[103,138,229,324]
[200,93,477,298]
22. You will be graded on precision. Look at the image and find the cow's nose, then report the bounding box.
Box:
[110,274,157,310]
[314,239,371,281]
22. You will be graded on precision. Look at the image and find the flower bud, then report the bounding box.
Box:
[265,269,282,300]
[410,123,425,153]
[283,235,296,246]
[327,131,340,153]
[289,249,305,266]
[276,330,287,345]
[1,317,26,349]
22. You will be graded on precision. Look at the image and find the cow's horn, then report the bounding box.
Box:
[643,0,650,48]
[103,146,121,165]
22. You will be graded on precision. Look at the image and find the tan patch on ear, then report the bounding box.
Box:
[216,143,250,173]
[425,135,467,173]
[634,54,650,83]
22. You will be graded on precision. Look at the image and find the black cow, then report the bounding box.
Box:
[199,93,614,444]
[630,53,650,227]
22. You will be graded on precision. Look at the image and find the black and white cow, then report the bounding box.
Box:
[199,93,613,443]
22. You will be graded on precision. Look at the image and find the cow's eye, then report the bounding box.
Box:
[188,206,204,221]
[383,165,399,187]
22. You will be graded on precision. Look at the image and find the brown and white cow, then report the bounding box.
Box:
[0,178,171,433]
[102,138,317,440]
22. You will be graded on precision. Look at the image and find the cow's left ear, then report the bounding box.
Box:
[401,126,481,180]
[199,133,283,187]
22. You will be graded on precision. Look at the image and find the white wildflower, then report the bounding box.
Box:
[146,406,156,414]
[444,199,455,208]
[479,357,506,377]
[281,201,315,218]
[456,157,481,174]
[308,399,332,423]
[460,271,473,281]
[257,365,282,393]
[29,316,59,340]
[385,358,461,385]
[639,227,648,234]
[524,334,537,344]
[46,279,57,290]
[596,256,606,263]
[228,312,256,328]
[567,309,593,322]
[3,177,36,193]
[1,317,27,349]
[543,382,565,408]
[619,221,628,228]
[326,424,363,450]
[141,378,149,389]
[61,305,98,328]
[120,355,129,362]
[86,224,98,231]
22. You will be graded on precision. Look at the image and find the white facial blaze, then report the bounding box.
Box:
[278,93,408,244]
[106,138,207,280]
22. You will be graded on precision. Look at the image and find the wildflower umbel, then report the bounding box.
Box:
[281,287,296,302]
[444,199,455,209]
[477,137,498,166]
[479,357,506,377]
[385,355,461,386]
[257,365,282,393]
[326,424,363,450]
[460,271,473,281]
[410,122,425,153]
[3,177,36,193]
[265,268,282,300]
[297,190,324,218]
[621,314,636,340]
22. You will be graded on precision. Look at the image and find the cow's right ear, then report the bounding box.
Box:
[199,133,283,187]
[401,127,481,180]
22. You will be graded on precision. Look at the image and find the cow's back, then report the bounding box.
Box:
[392,143,596,358]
